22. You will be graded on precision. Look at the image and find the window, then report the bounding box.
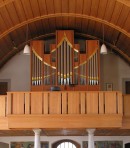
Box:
[52,140,80,148]
[57,142,76,148]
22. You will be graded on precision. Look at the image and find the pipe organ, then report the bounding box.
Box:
[31,30,100,91]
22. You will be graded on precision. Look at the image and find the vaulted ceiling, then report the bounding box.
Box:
[0,0,130,68]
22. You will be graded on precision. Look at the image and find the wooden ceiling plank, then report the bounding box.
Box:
[104,25,114,43]
[97,0,108,19]
[62,0,69,13]
[37,0,47,15]
[110,1,124,24]
[30,0,40,17]
[48,18,56,33]
[42,19,51,34]
[116,33,127,49]
[28,22,38,39]
[3,35,14,48]
[35,20,44,37]
[104,0,116,22]
[93,22,102,38]
[87,20,96,35]
[69,0,75,13]
[16,27,26,44]
[54,0,61,13]
[83,0,92,15]
[123,12,130,32]
[90,0,100,17]
[76,0,84,14]
[0,6,13,28]
[68,17,75,30]
[10,30,22,46]
[5,2,20,25]
[62,16,69,29]
[109,30,121,45]
[21,0,33,20]
[81,18,89,33]
[116,5,130,28]
[13,0,26,22]
[0,39,10,54]
[46,0,54,14]
[55,17,63,30]
[0,14,7,32]
[75,17,82,32]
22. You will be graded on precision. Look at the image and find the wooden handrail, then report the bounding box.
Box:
[5,91,123,116]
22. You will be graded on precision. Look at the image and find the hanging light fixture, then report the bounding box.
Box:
[100,24,107,54]
[23,23,30,55]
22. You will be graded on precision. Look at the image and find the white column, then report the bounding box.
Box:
[87,129,95,148]
[33,129,41,148]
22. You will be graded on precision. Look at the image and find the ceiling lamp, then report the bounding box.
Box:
[100,24,107,54]
[23,24,30,55]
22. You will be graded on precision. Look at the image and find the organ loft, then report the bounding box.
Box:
[30,30,100,91]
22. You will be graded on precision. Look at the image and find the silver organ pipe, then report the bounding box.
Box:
[60,44,63,85]
[57,46,60,85]
[67,44,70,84]
[93,53,96,85]
[95,50,99,85]
[32,52,34,85]
[64,40,67,85]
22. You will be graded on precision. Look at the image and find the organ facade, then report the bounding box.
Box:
[31,30,100,91]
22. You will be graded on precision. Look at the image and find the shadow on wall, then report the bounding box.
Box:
[0,142,9,148]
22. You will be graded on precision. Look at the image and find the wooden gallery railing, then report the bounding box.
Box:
[3,91,122,115]
[0,91,124,129]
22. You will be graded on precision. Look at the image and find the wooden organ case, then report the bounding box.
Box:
[31,30,100,91]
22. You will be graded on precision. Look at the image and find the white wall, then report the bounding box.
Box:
[100,52,130,93]
[0,135,129,148]
[0,51,30,91]
[0,50,130,93]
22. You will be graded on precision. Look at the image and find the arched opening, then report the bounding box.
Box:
[125,143,130,148]
[52,139,80,148]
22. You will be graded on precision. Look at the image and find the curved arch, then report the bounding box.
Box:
[0,13,130,40]
[52,139,80,148]
[117,0,130,7]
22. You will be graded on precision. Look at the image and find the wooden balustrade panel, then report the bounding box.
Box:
[117,92,123,114]
[7,93,12,115]
[49,92,61,114]
[80,92,86,114]
[24,93,30,114]
[31,92,42,114]
[68,92,80,114]
[105,92,117,114]
[123,95,130,116]
[99,92,104,114]
[43,92,49,114]
[0,96,6,117]
[12,93,24,114]
[62,92,68,114]
[86,92,98,114]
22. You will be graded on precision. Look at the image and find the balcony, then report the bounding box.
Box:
[0,91,124,130]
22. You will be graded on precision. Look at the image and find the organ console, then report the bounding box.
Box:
[30,30,100,91]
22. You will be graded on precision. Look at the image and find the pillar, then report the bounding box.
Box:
[33,129,41,148]
[87,129,95,148]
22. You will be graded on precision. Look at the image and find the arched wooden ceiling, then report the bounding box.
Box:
[0,0,130,68]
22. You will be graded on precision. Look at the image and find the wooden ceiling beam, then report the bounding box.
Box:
[0,13,130,41]
[0,0,15,8]
[116,0,130,7]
